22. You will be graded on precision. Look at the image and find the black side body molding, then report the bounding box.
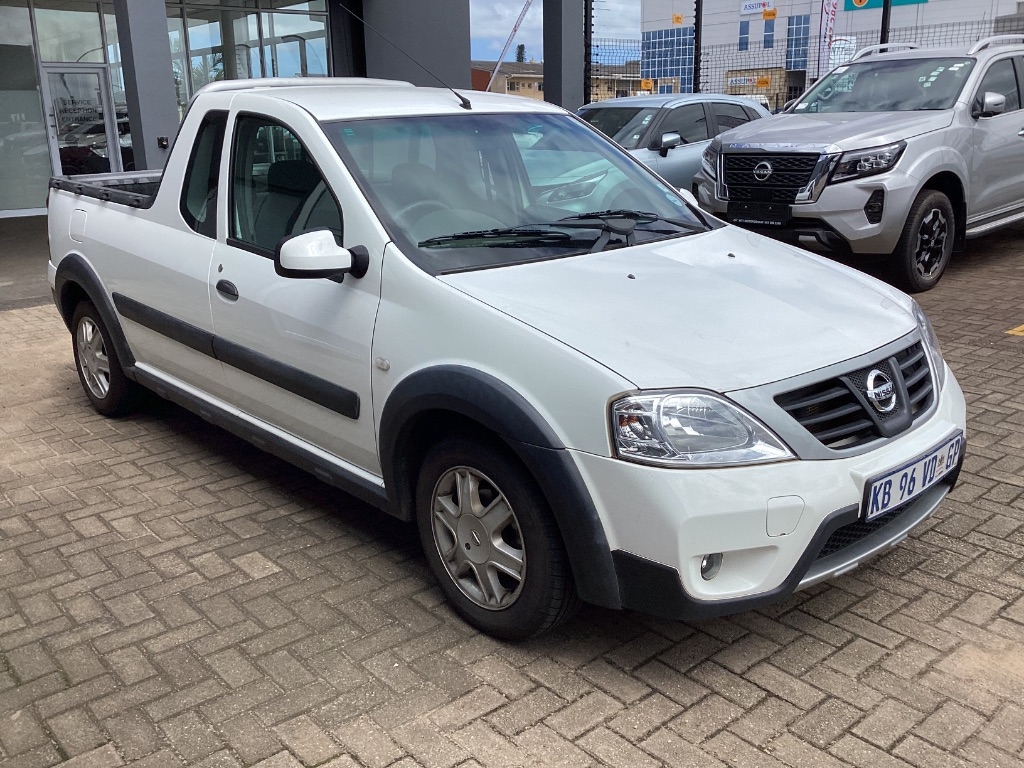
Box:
[54,256,137,378]
[379,365,621,609]
[111,293,359,420]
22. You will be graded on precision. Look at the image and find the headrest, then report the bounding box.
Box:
[267,159,321,194]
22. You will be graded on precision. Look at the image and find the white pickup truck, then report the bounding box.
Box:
[48,78,966,639]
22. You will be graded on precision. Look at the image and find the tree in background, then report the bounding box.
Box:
[515,44,526,62]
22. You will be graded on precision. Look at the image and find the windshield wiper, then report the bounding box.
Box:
[419,228,578,249]
[558,209,705,232]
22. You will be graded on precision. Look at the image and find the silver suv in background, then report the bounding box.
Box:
[579,93,770,190]
[693,37,1024,292]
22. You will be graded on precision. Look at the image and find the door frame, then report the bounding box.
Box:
[39,62,122,176]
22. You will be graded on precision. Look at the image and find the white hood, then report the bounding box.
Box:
[440,226,915,391]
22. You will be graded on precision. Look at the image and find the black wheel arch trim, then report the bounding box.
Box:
[379,365,622,609]
[53,255,138,377]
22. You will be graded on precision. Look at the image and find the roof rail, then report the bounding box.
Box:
[967,35,1024,55]
[850,43,920,61]
[186,77,414,110]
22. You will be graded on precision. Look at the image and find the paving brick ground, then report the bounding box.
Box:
[2,230,1024,768]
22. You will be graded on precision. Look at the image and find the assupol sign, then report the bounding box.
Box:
[740,0,775,14]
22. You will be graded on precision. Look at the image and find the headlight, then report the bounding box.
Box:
[830,141,906,183]
[912,299,947,392]
[701,146,718,180]
[611,390,794,467]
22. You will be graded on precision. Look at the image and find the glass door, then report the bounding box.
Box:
[40,66,124,176]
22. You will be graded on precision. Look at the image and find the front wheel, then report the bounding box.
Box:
[415,437,579,640]
[891,190,954,293]
[71,300,137,417]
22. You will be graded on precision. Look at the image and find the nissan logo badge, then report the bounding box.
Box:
[753,161,773,182]
[865,369,897,413]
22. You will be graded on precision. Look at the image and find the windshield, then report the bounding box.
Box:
[796,57,974,113]
[322,112,710,274]
[577,106,660,149]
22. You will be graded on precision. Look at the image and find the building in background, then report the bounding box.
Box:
[641,0,1024,109]
[471,60,545,99]
[0,0,472,218]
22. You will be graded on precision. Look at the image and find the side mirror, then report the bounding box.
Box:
[274,229,369,281]
[677,187,699,208]
[781,99,797,113]
[657,131,683,157]
[976,91,1006,118]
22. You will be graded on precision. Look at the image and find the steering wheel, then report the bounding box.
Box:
[395,200,450,222]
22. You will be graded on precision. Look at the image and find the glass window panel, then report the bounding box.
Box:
[34,1,104,63]
[0,0,52,209]
[261,12,327,77]
[261,1,325,10]
[48,70,112,175]
[168,10,190,116]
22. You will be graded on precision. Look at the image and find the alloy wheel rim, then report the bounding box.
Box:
[430,466,526,611]
[76,317,110,399]
[914,208,949,279]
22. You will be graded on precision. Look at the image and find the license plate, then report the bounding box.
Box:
[863,432,964,521]
[727,202,791,226]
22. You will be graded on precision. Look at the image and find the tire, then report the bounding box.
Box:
[71,300,137,417]
[891,189,954,293]
[415,437,579,640]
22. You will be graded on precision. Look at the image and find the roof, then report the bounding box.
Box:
[470,60,543,76]
[191,78,566,120]
[579,92,772,114]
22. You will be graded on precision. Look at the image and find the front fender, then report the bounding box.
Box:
[379,365,621,609]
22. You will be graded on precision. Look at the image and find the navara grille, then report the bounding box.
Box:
[723,153,819,203]
[775,342,934,450]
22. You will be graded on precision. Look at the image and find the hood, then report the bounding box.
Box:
[440,226,915,392]
[718,110,953,153]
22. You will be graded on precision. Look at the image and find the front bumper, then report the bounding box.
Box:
[692,166,920,256]
[570,369,966,620]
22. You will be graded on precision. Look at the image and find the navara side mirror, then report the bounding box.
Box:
[657,131,683,157]
[275,228,369,281]
[975,91,1006,119]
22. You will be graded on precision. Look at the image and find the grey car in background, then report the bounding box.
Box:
[578,93,771,191]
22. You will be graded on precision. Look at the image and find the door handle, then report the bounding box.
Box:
[216,279,238,300]
[1018,128,1024,137]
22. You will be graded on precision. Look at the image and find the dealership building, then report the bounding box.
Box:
[0,0,590,219]
[641,0,1024,106]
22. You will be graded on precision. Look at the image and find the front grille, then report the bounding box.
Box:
[815,500,916,561]
[723,153,820,204]
[775,342,934,450]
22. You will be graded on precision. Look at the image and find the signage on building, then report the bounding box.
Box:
[641,78,654,91]
[829,36,858,68]
[672,13,684,24]
[728,75,758,86]
[756,75,771,87]
[740,0,774,15]
[763,8,777,19]
[844,0,927,9]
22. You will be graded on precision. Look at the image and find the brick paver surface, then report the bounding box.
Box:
[2,230,1024,768]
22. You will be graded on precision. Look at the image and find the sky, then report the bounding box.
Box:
[469,0,641,61]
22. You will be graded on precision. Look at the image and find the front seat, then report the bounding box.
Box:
[254,159,322,251]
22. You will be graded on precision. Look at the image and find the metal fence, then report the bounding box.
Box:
[587,18,1024,109]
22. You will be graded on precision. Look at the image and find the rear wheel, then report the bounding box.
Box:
[891,189,954,293]
[71,300,137,417]
[415,437,579,640]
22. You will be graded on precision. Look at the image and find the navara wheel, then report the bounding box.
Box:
[892,189,954,293]
[415,437,579,640]
[71,300,137,417]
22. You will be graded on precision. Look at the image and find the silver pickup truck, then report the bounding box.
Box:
[693,36,1024,292]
